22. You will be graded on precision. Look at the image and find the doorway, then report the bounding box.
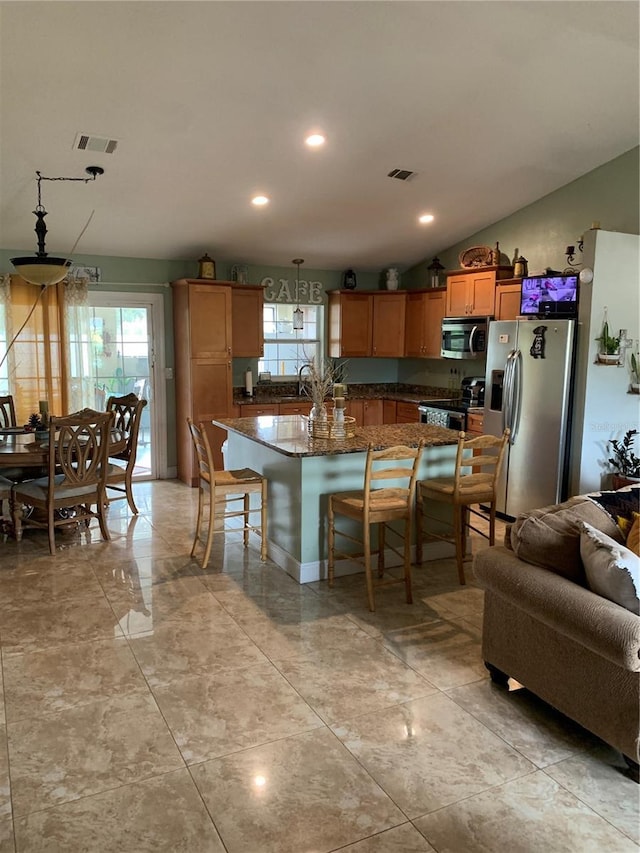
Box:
[87,291,166,479]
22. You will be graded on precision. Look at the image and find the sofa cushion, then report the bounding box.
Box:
[587,485,640,534]
[580,521,640,614]
[509,496,623,583]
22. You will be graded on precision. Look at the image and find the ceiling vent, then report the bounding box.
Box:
[73,133,118,154]
[387,168,416,181]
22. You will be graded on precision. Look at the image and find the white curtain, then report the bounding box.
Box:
[0,273,15,397]
[63,277,97,412]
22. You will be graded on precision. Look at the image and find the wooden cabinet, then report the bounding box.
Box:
[362,399,384,425]
[232,284,264,357]
[466,411,484,435]
[495,280,522,320]
[328,291,406,358]
[396,401,419,423]
[405,288,446,357]
[240,403,279,417]
[383,399,397,423]
[346,399,364,426]
[445,266,513,317]
[172,279,233,484]
[277,401,312,416]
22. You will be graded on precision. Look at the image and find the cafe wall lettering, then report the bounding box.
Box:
[261,276,324,305]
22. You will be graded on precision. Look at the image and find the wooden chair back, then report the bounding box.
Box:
[362,443,424,519]
[105,393,147,464]
[0,395,17,429]
[47,408,114,492]
[451,430,510,501]
[188,418,213,487]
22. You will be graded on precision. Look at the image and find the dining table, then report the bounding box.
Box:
[0,427,127,468]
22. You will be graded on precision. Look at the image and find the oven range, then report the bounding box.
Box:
[418,376,486,432]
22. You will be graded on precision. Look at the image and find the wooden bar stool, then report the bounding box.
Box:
[187,419,268,568]
[416,429,510,584]
[327,441,424,611]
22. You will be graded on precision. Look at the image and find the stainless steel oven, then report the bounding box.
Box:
[441,317,490,359]
[418,402,467,431]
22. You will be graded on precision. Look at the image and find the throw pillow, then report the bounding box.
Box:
[580,521,640,614]
[509,496,623,583]
[627,515,640,557]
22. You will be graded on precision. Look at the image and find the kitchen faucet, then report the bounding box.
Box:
[298,362,313,396]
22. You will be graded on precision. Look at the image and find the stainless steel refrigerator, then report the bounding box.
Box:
[483,319,576,518]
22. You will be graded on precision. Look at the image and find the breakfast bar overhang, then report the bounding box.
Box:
[213,415,459,583]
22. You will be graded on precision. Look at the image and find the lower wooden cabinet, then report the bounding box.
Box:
[362,399,383,425]
[466,412,484,435]
[383,399,397,423]
[278,401,312,416]
[239,403,279,417]
[396,401,420,423]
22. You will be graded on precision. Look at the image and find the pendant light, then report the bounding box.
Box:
[292,258,304,331]
[11,166,104,286]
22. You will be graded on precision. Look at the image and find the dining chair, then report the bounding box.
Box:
[104,393,148,514]
[415,428,510,585]
[12,408,114,554]
[187,418,267,568]
[327,441,425,612]
[0,395,17,428]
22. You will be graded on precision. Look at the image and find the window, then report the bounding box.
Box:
[260,303,323,377]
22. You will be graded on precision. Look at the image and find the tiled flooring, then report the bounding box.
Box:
[0,481,638,852]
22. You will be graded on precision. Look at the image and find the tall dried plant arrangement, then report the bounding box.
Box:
[300,356,335,420]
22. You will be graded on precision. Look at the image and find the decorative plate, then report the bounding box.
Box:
[459,246,493,269]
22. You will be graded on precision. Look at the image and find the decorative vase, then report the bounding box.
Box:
[597,352,620,364]
[310,403,327,422]
[385,268,399,290]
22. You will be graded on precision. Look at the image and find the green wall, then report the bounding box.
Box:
[2,146,638,474]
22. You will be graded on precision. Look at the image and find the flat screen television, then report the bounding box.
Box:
[519,273,579,318]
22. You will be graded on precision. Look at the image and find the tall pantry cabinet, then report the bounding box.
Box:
[172,279,233,485]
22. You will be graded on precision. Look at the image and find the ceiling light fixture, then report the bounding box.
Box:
[292,258,304,331]
[11,166,104,286]
[418,213,435,224]
[251,195,270,206]
[305,134,325,148]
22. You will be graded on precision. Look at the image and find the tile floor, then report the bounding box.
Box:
[0,481,638,852]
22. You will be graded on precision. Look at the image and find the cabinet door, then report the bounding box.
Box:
[396,402,419,423]
[190,284,232,358]
[329,293,372,357]
[445,276,469,317]
[495,283,522,320]
[362,398,383,425]
[372,292,406,357]
[469,272,496,316]
[347,399,364,426]
[424,290,446,357]
[404,292,427,356]
[232,286,264,357]
[466,412,484,435]
[383,399,397,423]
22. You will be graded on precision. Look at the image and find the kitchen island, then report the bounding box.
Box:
[212,415,459,583]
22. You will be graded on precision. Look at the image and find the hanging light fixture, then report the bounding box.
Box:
[292,258,304,331]
[11,166,104,286]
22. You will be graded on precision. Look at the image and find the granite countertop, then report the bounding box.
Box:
[213,415,459,458]
[233,383,455,407]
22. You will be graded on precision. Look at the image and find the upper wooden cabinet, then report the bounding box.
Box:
[175,281,232,358]
[328,291,406,358]
[445,266,513,317]
[405,288,446,358]
[495,279,522,320]
[232,284,264,357]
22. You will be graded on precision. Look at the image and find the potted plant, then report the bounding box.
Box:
[630,352,640,393]
[595,320,621,364]
[608,428,640,489]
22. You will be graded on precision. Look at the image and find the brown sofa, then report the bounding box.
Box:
[474,493,640,779]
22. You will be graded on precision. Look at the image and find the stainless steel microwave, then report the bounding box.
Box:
[441,317,490,359]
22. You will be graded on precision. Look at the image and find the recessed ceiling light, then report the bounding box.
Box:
[251,195,270,206]
[305,134,325,148]
[418,213,435,224]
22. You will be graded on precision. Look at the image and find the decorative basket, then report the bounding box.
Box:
[304,415,356,440]
[459,245,493,269]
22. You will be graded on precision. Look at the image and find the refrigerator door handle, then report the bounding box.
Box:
[503,349,516,436]
[469,324,477,357]
[510,349,523,444]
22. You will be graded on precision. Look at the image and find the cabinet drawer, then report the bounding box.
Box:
[278,402,312,415]
[240,404,279,416]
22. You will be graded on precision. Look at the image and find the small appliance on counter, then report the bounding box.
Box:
[418,376,485,431]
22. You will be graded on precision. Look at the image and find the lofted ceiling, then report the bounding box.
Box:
[0,1,638,272]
